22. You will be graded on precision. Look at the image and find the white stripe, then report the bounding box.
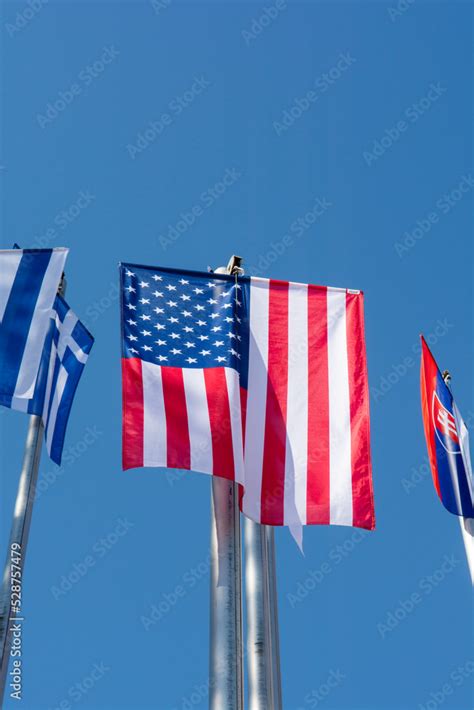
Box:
[183,368,213,474]
[56,310,78,359]
[45,363,68,455]
[0,251,22,323]
[13,248,68,402]
[327,289,353,526]
[142,361,167,467]
[242,278,270,521]
[224,367,245,485]
[284,283,308,525]
[42,342,57,424]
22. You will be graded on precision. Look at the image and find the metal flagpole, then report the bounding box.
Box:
[209,257,243,710]
[0,274,66,704]
[442,370,474,585]
[244,518,282,710]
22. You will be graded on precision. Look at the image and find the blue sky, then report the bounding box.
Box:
[1,1,473,708]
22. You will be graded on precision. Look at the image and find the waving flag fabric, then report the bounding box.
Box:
[420,336,474,518]
[121,263,375,530]
[0,248,68,410]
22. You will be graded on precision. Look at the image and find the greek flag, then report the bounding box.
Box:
[0,248,68,409]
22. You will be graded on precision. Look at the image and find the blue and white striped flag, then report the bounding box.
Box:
[0,248,68,409]
[28,295,94,464]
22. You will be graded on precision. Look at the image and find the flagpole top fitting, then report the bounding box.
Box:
[214,255,244,276]
[442,370,451,386]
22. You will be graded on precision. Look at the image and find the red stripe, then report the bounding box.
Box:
[346,293,375,530]
[204,368,235,481]
[306,286,330,525]
[260,280,289,525]
[161,367,191,470]
[122,357,144,470]
[420,336,441,497]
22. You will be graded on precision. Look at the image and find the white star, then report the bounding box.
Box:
[236,334,242,341]
[127,334,138,342]
[180,294,191,301]
[229,348,238,356]
[186,357,197,364]
[155,339,167,346]
[207,281,216,288]
[183,326,194,333]
[227,332,236,339]
[142,345,152,352]
[167,300,177,307]
[221,303,232,310]
[153,290,163,298]
[166,284,177,291]
[182,310,192,317]
[214,340,224,347]
[155,323,165,330]
[171,348,182,355]
[199,349,211,356]
[234,283,242,290]
[154,307,164,315]
[141,330,151,336]
[196,320,207,327]
[129,347,138,354]
[126,285,136,293]
[127,319,137,326]
[236,315,241,324]
[193,287,204,295]
[179,278,189,285]
[220,290,230,298]
[184,341,195,349]
[207,298,218,305]
[170,332,180,339]
[126,304,136,311]
[140,314,151,321]
[152,275,163,281]
[168,316,179,324]
[125,269,135,277]
[198,335,209,341]
[235,299,242,307]
[157,354,168,362]
[211,326,222,333]
[195,304,205,311]
[215,356,226,363]
[139,281,149,288]
[210,313,220,320]
[224,317,233,323]
[140,298,150,305]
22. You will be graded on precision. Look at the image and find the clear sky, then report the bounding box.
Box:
[1,2,473,709]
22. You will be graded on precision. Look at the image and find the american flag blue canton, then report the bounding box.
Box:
[120,263,250,385]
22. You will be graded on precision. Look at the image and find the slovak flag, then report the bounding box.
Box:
[420,336,474,518]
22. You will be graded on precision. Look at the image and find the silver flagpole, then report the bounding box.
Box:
[244,518,282,710]
[0,274,66,704]
[209,257,243,710]
[442,370,474,585]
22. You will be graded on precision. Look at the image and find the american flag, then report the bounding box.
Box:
[120,263,375,530]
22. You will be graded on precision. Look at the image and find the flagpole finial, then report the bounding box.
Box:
[442,370,451,386]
